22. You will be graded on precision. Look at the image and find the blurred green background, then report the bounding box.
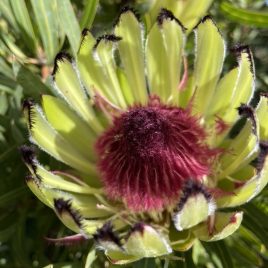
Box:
[0,0,268,267]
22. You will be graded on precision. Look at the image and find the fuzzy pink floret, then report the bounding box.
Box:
[96,99,218,211]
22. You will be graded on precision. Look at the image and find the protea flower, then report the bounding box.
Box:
[21,8,268,265]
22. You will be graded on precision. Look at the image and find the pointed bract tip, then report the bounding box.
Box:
[230,44,250,55]
[19,145,36,166]
[131,222,145,233]
[52,52,72,76]
[120,6,138,16]
[194,15,214,29]
[259,92,268,98]
[255,141,268,173]
[94,34,122,49]
[82,28,91,37]
[114,6,140,27]
[93,222,122,248]
[237,104,257,135]
[54,198,83,228]
[22,98,34,111]
[157,8,186,31]
[176,180,211,212]
[25,174,34,183]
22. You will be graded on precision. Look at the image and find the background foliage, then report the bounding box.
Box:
[0,0,268,267]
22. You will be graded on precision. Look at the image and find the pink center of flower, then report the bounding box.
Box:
[96,99,218,211]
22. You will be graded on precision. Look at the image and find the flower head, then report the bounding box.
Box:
[96,97,219,211]
[21,8,268,264]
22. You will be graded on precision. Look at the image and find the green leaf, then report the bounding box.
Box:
[16,65,50,96]
[85,247,97,268]
[0,92,8,115]
[0,0,19,32]
[0,32,27,59]
[56,0,81,55]
[9,0,37,52]
[30,0,60,64]
[80,0,99,29]
[202,241,234,268]
[220,1,268,28]
[0,186,27,206]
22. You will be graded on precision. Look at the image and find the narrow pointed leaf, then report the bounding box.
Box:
[80,0,99,29]
[30,0,60,63]
[220,1,268,28]
[56,0,80,55]
[10,0,37,52]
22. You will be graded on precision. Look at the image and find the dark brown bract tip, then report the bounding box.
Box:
[25,174,34,183]
[114,6,140,27]
[237,104,257,135]
[52,52,73,76]
[194,15,215,29]
[255,141,268,173]
[22,98,34,111]
[231,45,254,73]
[20,145,36,167]
[120,6,139,17]
[230,44,250,55]
[54,199,83,228]
[176,180,211,212]
[82,28,91,37]
[93,222,122,248]
[157,8,186,31]
[94,34,122,50]
[131,222,145,234]
[259,92,268,98]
